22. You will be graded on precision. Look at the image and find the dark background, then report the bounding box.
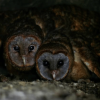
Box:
[0,0,100,13]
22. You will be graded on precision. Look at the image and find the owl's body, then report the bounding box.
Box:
[0,5,100,81]
[34,6,100,82]
[64,31,100,81]
[1,17,44,80]
[35,28,100,82]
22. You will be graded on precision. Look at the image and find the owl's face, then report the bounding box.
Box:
[37,52,69,80]
[5,34,41,71]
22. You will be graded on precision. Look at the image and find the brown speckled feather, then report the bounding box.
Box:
[0,5,100,81]
[35,27,100,81]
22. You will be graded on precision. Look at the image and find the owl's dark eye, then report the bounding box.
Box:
[28,45,34,52]
[43,60,50,68]
[14,45,20,52]
[57,60,64,68]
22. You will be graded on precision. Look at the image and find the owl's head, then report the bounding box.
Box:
[4,18,44,71]
[35,41,74,80]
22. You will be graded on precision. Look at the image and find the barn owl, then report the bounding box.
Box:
[2,18,44,80]
[35,28,100,81]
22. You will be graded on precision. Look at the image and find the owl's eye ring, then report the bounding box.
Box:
[14,45,20,52]
[57,60,64,68]
[28,45,34,52]
[43,60,50,68]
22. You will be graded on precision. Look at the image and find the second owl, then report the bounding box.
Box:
[35,28,100,82]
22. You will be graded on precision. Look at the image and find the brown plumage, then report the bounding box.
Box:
[35,28,100,82]
[34,5,100,81]
[64,31,100,82]
[2,18,44,80]
[0,5,100,81]
[35,29,74,80]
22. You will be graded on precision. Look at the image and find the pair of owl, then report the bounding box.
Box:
[1,5,100,82]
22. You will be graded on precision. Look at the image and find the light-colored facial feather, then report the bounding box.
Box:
[8,35,40,69]
[37,52,69,80]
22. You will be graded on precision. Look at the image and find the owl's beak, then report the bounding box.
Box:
[22,56,26,66]
[51,70,57,80]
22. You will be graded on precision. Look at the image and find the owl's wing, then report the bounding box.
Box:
[68,32,100,80]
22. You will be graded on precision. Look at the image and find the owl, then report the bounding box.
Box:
[35,28,100,82]
[0,7,57,81]
[1,17,45,80]
[0,5,100,81]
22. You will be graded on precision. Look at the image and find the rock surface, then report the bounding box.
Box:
[0,80,100,100]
